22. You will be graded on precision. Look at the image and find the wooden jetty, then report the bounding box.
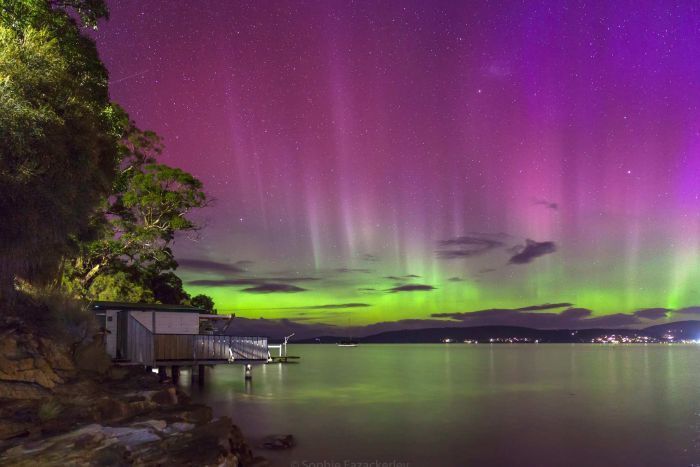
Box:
[266,333,300,364]
[268,355,300,364]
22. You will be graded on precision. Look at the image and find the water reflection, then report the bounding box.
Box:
[181,344,700,467]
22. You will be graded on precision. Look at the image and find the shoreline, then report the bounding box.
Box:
[0,318,267,466]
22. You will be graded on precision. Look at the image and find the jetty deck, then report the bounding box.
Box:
[122,316,268,367]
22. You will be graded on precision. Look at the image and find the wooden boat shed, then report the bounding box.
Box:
[91,301,269,367]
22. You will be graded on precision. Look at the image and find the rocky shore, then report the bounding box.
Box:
[0,317,268,466]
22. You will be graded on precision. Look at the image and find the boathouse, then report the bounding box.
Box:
[91,301,269,367]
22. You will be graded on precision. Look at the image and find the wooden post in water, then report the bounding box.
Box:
[172,365,180,383]
[244,363,252,380]
[198,364,205,386]
[158,366,166,381]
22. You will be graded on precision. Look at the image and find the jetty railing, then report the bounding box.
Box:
[126,314,155,366]
[153,334,268,362]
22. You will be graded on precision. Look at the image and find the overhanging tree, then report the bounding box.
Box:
[0,0,121,301]
[63,125,210,304]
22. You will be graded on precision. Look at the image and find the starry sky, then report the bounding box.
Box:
[93,0,700,330]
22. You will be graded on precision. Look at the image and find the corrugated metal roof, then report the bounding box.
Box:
[90,301,204,313]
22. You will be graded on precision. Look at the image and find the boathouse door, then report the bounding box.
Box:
[116,311,129,360]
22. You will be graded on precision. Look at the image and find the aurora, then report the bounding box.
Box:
[94,1,700,327]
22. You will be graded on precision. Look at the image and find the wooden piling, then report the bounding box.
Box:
[198,364,205,385]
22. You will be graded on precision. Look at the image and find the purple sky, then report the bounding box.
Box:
[93,1,700,330]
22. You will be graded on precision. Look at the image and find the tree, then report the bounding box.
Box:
[88,271,155,303]
[62,125,209,303]
[191,294,216,314]
[0,0,121,301]
[147,270,191,305]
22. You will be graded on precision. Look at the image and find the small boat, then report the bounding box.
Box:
[338,319,358,346]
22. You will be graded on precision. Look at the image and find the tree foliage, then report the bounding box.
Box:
[62,125,210,308]
[0,0,121,300]
[191,294,216,314]
[0,1,217,314]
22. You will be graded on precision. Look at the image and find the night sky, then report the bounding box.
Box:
[94,1,700,329]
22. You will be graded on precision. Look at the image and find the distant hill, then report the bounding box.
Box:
[295,321,700,344]
[642,320,700,339]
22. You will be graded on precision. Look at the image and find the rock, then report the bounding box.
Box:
[0,324,263,466]
[260,434,296,450]
[101,426,162,447]
[0,381,49,400]
[126,399,157,415]
[89,444,131,467]
[151,387,178,405]
[73,338,111,375]
[162,421,195,434]
[96,397,131,422]
[0,400,39,441]
[39,338,75,374]
[132,419,167,431]
[132,416,256,466]
[0,329,76,399]
[107,367,130,381]
[177,404,212,424]
[1,405,261,467]
[0,337,65,392]
[0,420,32,441]
[0,334,18,356]
[16,358,34,372]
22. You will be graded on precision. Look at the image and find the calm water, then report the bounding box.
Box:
[180,344,700,466]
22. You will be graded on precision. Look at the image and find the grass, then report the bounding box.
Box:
[38,399,63,422]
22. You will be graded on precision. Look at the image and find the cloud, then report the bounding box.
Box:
[534,199,558,210]
[436,234,506,259]
[558,307,591,319]
[384,274,421,281]
[234,259,254,268]
[675,307,700,314]
[516,302,573,311]
[634,308,669,319]
[387,284,436,293]
[211,305,700,341]
[254,303,371,311]
[431,306,642,329]
[188,276,317,287]
[188,278,262,286]
[447,277,464,282]
[582,313,642,327]
[262,276,319,282]
[358,287,376,291]
[178,258,245,274]
[335,268,373,274]
[438,233,508,247]
[437,250,487,259]
[361,254,380,262]
[242,283,307,293]
[306,303,370,309]
[508,239,557,264]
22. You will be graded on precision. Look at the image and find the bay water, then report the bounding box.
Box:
[180,344,700,466]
